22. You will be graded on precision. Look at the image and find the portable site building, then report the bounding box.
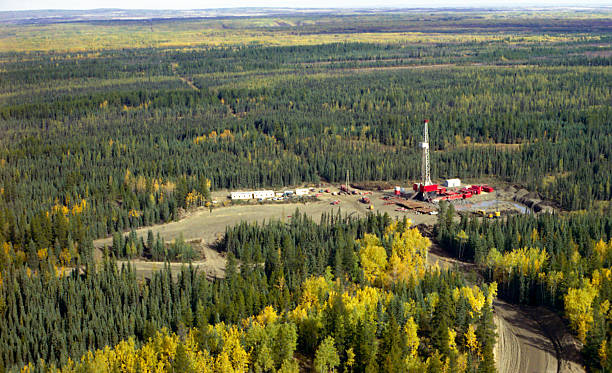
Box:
[230,191,253,200]
[444,179,461,188]
[253,190,275,199]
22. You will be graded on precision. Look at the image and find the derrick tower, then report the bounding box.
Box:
[420,119,432,186]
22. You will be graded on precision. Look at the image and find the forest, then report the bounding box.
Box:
[436,203,612,371]
[0,8,611,372]
[2,213,499,372]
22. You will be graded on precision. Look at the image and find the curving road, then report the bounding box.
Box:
[427,246,584,373]
[494,300,557,373]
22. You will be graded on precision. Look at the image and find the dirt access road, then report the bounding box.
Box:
[428,246,584,373]
[95,190,436,278]
[94,190,436,250]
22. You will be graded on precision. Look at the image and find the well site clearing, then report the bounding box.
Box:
[94,180,543,259]
[94,118,552,267]
[90,118,571,373]
[93,180,574,373]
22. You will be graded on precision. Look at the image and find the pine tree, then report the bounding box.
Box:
[476,303,497,373]
[172,343,194,373]
[432,286,452,357]
[379,315,404,372]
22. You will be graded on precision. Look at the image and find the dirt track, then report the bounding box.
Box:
[427,246,584,373]
[94,190,436,278]
[115,245,226,280]
[494,300,557,373]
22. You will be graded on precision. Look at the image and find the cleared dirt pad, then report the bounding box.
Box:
[95,194,423,246]
[94,190,437,266]
[116,252,225,280]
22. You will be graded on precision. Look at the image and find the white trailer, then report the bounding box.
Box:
[444,179,461,188]
[230,191,253,200]
[295,188,309,196]
[253,190,275,200]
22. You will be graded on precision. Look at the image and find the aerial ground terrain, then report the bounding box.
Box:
[0,7,611,373]
[94,186,585,373]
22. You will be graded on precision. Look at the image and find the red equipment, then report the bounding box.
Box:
[420,184,438,193]
[470,185,482,195]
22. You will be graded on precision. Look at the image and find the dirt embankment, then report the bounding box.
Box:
[510,186,556,213]
[427,245,584,373]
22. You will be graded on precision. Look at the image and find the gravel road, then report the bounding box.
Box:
[428,246,584,373]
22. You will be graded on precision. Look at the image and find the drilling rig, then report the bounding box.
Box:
[413,119,438,200]
[420,119,432,187]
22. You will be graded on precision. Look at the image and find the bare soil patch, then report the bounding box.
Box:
[427,239,583,373]
[94,189,438,277]
[350,181,395,191]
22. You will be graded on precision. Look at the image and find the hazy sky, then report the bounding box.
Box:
[1,0,610,11]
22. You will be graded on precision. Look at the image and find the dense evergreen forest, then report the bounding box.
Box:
[0,9,611,372]
[2,212,498,372]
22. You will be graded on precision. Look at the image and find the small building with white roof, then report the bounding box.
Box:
[230,191,253,200]
[444,179,461,188]
[253,190,275,200]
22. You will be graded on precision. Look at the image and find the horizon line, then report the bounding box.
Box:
[3,5,612,12]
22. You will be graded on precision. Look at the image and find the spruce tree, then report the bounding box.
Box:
[476,303,497,373]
